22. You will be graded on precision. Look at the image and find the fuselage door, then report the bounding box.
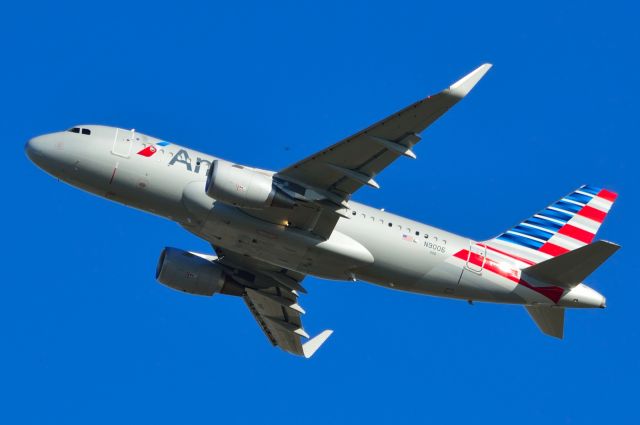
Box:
[111,128,134,158]
[465,242,486,273]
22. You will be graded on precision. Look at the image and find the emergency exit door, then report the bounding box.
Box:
[465,242,486,273]
[111,128,134,158]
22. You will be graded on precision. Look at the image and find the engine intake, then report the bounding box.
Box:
[205,160,295,209]
[155,247,243,296]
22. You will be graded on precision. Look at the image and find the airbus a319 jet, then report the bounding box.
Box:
[26,64,619,357]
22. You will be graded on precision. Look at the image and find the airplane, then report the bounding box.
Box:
[25,64,619,358]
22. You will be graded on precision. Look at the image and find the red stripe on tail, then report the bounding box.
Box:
[597,189,618,202]
[519,280,565,303]
[453,248,564,303]
[577,205,607,223]
[539,242,570,256]
[558,224,595,244]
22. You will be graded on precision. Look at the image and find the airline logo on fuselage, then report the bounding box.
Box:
[136,141,170,157]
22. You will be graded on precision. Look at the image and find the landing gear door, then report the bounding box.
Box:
[465,242,486,274]
[111,128,134,158]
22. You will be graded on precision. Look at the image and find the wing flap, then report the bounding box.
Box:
[213,246,331,357]
[244,286,332,357]
[244,286,306,355]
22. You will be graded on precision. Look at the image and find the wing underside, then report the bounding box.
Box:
[214,246,332,357]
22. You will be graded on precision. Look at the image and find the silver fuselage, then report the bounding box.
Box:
[25,125,604,308]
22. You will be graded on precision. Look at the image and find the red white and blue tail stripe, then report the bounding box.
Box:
[487,185,617,264]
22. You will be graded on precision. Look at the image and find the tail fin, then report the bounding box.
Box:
[525,305,565,339]
[487,185,618,264]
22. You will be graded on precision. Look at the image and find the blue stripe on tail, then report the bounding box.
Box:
[565,192,593,205]
[497,233,544,250]
[525,217,563,232]
[513,225,554,241]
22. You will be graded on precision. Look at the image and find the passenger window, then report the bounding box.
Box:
[388,222,393,227]
[415,231,420,236]
[352,211,357,216]
[81,128,91,135]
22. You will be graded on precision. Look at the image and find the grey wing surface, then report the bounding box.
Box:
[214,246,332,358]
[277,63,492,199]
[241,64,491,238]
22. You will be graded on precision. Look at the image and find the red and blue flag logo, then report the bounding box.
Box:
[137,141,170,157]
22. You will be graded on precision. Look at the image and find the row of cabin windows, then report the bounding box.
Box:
[351,209,445,242]
[68,127,91,135]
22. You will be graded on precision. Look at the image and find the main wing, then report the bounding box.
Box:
[214,246,332,358]
[277,63,492,199]
[236,64,491,239]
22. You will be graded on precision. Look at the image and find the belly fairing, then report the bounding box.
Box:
[181,181,373,279]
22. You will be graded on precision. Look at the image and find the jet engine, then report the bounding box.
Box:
[155,247,243,296]
[205,160,295,209]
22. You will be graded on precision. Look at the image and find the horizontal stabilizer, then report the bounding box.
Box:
[523,240,620,288]
[526,305,565,339]
[302,330,333,358]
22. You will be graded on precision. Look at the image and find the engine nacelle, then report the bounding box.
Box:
[205,160,295,209]
[155,247,243,296]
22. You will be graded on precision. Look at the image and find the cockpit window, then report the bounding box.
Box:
[67,127,91,135]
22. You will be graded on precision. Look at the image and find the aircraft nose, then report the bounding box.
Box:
[25,135,47,163]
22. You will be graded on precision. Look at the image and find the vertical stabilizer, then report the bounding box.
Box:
[487,185,618,264]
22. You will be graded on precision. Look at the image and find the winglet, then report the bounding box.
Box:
[448,63,492,98]
[302,330,333,358]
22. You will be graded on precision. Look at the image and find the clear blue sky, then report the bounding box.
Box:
[2,1,638,423]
